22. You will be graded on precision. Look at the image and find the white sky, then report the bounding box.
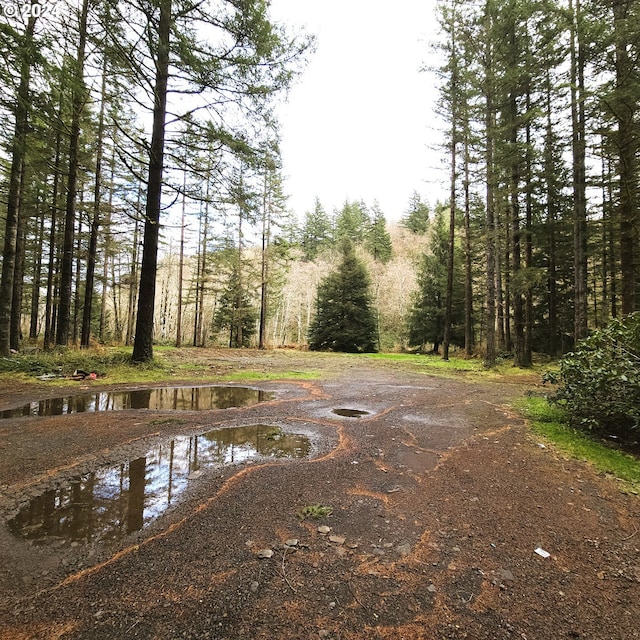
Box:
[270,0,447,221]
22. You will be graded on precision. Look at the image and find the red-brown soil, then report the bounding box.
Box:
[0,350,638,639]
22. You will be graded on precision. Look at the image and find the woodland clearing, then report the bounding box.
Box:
[0,349,638,640]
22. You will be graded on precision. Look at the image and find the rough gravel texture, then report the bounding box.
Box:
[0,349,638,640]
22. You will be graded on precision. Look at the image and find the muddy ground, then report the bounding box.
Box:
[0,349,638,639]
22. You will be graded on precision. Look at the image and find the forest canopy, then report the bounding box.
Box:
[0,0,638,364]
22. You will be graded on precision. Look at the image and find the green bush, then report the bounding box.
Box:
[545,313,640,439]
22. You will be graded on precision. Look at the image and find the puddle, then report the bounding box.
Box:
[7,424,310,545]
[1,386,273,419]
[332,408,370,418]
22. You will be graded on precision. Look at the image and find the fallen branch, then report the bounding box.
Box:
[281,548,297,593]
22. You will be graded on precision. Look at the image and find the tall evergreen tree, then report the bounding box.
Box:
[406,206,464,353]
[300,197,332,261]
[0,11,38,356]
[213,262,258,348]
[308,241,378,352]
[401,191,430,234]
[334,200,370,244]
[365,202,392,263]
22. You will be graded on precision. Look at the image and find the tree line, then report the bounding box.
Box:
[434,0,639,366]
[1,0,638,365]
[0,0,312,361]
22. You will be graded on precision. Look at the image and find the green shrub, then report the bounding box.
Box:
[545,313,640,439]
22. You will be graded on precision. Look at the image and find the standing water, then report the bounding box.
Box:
[1,386,273,418]
[8,424,310,545]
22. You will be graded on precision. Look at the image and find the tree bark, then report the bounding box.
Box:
[29,201,45,340]
[483,0,497,367]
[0,14,36,356]
[56,0,90,346]
[81,59,108,348]
[259,167,271,350]
[10,166,28,351]
[612,0,638,314]
[132,0,172,363]
[570,0,588,342]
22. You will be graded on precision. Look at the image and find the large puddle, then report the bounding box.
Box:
[8,424,310,546]
[1,386,273,419]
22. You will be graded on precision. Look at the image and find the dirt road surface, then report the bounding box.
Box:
[0,350,638,639]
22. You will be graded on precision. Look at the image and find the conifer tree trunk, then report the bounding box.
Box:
[442,1,457,362]
[612,0,638,314]
[30,205,45,340]
[56,0,90,346]
[133,0,172,363]
[176,171,186,348]
[10,168,27,351]
[570,0,588,342]
[259,169,271,350]
[44,122,64,351]
[81,62,108,348]
[523,85,533,366]
[544,68,559,356]
[483,1,497,367]
[0,14,37,356]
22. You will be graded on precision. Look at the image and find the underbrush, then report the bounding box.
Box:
[544,312,640,442]
[0,347,164,382]
[0,346,320,385]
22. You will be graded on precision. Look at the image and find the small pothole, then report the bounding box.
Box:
[332,408,370,418]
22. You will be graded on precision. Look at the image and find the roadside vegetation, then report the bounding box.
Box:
[517,313,640,492]
[517,396,640,493]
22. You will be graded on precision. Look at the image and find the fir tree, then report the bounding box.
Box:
[334,200,370,243]
[401,191,430,234]
[365,202,393,263]
[308,241,378,352]
[406,207,464,353]
[300,197,332,261]
[213,264,258,348]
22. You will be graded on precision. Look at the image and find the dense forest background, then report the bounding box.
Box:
[0,0,638,365]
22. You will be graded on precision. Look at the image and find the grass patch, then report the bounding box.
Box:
[297,504,333,520]
[0,347,169,385]
[362,351,546,382]
[0,346,322,386]
[516,396,640,492]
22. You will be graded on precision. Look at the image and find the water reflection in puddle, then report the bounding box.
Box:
[1,386,273,419]
[332,408,370,418]
[8,425,310,545]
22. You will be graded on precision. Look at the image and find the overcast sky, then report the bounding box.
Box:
[269,0,446,222]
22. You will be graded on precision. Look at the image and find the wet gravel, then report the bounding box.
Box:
[0,350,638,640]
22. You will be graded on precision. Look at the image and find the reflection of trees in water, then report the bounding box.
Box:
[129,390,152,410]
[127,458,146,533]
[8,425,309,545]
[201,425,311,459]
[2,386,273,417]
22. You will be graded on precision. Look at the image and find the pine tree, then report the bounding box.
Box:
[365,202,392,263]
[401,191,430,234]
[213,263,258,348]
[308,241,378,353]
[334,200,370,244]
[406,206,464,354]
[300,198,332,261]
